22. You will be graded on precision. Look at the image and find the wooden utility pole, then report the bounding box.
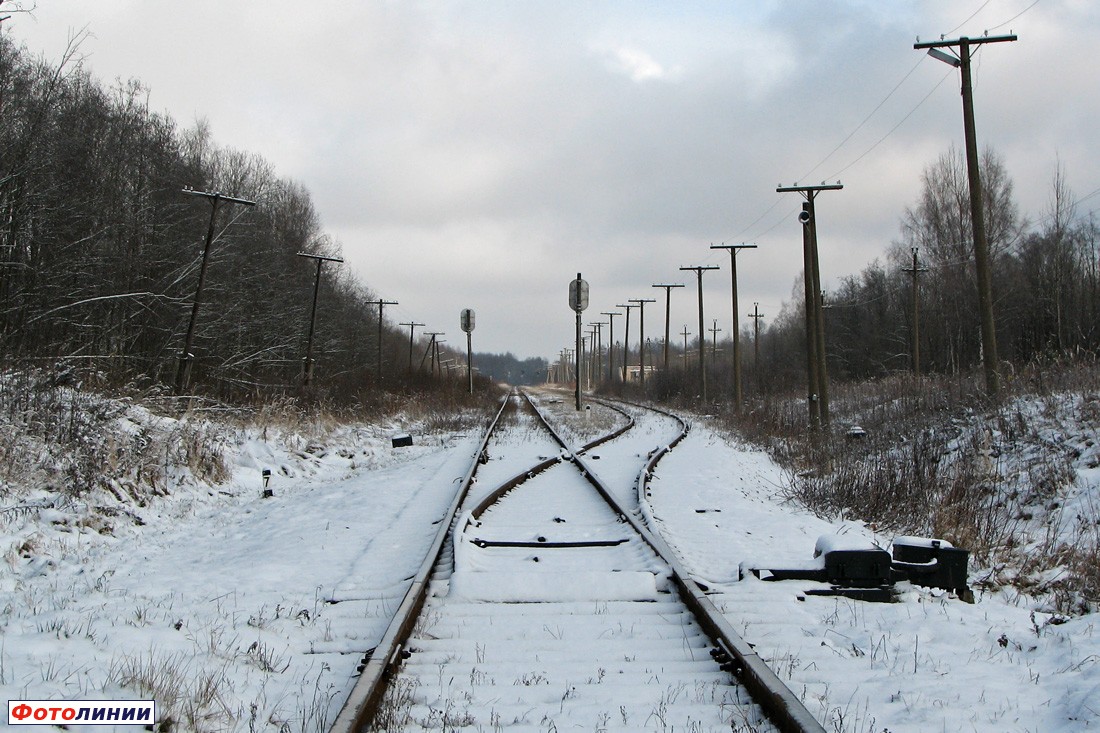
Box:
[400,321,424,372]
[601,311,620,382]
[915,33,1016,398]
[297,252,345,387]
[629,298,656,386]
[709,319,722,358]
[588,321,604,384]
[680,325,692,366]
[365,299,398,384]
[420,332,443,374]
[749,302,764,379]
[175,189,256,393]
[902,248,928,377]
[434,338,446,377]
[652,283,684,374]
[680,265,719,403]
[710,244,756,412]
[616,303,638,382]
[777,183,842,429]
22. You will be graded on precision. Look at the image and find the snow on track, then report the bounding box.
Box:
[371,397,776,732]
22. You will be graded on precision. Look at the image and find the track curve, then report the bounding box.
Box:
[331,391,824,733]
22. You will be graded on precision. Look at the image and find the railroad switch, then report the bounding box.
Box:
[741,534,971,603]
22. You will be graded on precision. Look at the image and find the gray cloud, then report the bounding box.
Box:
[14,1,1100,358]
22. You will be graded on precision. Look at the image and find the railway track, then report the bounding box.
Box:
[332,390,824,732]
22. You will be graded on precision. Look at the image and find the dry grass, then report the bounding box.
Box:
[0,369,231,502]
[723,356,1100,614]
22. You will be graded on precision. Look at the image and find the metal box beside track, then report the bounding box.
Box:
[891,536,970,596]
[814,535,892,587]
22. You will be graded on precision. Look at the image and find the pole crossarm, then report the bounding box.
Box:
[914,34,1016,50]
[296,252,345,264]
[775,183,844,198]
[181,188,258,208]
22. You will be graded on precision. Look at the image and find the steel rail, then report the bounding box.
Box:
[526,395,826,733]
[329,391,512,733]
[463,394,634,521]
[332,391,824,733]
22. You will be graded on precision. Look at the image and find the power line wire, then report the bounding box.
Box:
[985,0,1041,32]
[945,0,994,36]
[824,65,956,182]
[798,55,928,185]
[722,2,1024,247]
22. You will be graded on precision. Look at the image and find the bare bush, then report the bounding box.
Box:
[0,368,230,503]
[725,358,1100,614]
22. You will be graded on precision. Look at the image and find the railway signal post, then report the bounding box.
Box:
[460,308,475,394]
[568,273,589,410]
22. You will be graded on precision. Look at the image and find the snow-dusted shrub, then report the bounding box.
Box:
[0,368,230,502]
[738,360,1100,614]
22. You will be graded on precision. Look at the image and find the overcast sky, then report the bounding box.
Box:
[10,1,1099,361]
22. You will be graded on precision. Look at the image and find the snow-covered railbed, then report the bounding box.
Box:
[373,406,777,732]
[644,421,1100,732]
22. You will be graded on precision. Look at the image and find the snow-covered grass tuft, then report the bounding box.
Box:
[107,649,236,731]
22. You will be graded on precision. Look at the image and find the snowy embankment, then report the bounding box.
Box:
[645,410,1100,732]
[1,388,483,731]
[2,384,1099,732]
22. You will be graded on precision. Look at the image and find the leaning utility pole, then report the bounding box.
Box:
[400,321,425,372]
[915,33,1016,398]
[710,243,757,413]
[777,182,842,429]
[902,248,928,377]
[601,311,620,382]
[297,252,345,387]
[175,188,256,393]
[433,338,446,377]
[616,303,638,382]
[365,298,398,384]
[680,265,719,403]
[652,283,684,374]
[629,298,656,387]
[420,332,443,374]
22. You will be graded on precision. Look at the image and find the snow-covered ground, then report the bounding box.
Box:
[2,387,1099,731]
[647,419,1100,732]
[1,399,487,731]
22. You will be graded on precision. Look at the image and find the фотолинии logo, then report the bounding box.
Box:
[8,700,156,726]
